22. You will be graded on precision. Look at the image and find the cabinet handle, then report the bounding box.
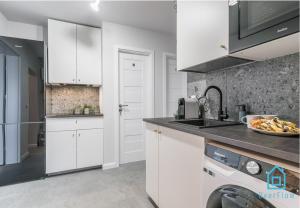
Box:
[78,79,80,82]
[78,133,80,137]
[154,129,158,133]
[158,131,162,134]
[72,133,75,137]
[72,79,75,82]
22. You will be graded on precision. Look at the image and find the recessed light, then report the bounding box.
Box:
[90,0,100,12]
[14,45,23,48]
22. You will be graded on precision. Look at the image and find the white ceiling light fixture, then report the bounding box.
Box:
[90,0,100,12]
[14,45,23,48]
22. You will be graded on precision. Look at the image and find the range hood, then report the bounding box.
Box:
[181,56,253,73]
[181,32,299,73]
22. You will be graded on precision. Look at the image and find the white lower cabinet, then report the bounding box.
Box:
[77,129,103,169]
[145,123,204,208]
[46,131,77,174]
[145,123,159,205]
[46,117,103,174]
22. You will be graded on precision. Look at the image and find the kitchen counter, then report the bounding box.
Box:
[143,117,300,164]
[46,114,103,118]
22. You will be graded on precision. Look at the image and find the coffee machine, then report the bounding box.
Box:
[177,98,185,120]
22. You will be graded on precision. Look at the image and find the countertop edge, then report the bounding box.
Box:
[46,114,104,118]
[143,118,299,164]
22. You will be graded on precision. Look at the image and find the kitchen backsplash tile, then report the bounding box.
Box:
[46,86,100,115]
[187,53,299,122]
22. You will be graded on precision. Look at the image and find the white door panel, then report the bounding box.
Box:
[123,70,142,86]
[119,52,149,164]
[124,87,142,103]
[123,103,142,119]
[168,89,185,102]
[124,119,143,135]
[165,55,187,117]
[124,138,144,152]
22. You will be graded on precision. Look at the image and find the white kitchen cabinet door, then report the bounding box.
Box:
[77,25,102,85]
[76,129,103,169]
[46,131,77,174]
[48,19,77,84]
[145,123,159,205]
[177,1,229,70]
[158,126,204,208]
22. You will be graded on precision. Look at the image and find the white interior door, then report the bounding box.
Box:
[165,55,187,117]
[119,52,149,164]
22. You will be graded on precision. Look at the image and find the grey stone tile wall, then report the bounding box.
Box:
[187,53,299,123]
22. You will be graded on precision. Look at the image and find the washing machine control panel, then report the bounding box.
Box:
[205,144,300,196]
[245,161,261,175]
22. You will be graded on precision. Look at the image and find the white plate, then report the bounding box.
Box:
[249,126,299,137]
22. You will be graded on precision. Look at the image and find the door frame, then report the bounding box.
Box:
[162,52,187,117]
[113,45,154,166]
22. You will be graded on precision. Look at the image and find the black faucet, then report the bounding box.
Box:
[204,86,228,121]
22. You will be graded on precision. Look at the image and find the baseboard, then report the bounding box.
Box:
[102,162,119,170]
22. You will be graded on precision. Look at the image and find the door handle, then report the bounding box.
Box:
[119,104,128,113]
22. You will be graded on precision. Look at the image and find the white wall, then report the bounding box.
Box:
[0,11,43,41]
[102,21,176,165]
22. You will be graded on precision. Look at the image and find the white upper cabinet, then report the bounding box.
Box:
[77,25,102,85]
[48,19,102,85]
[177,1,229,71]
[48,19,77,84]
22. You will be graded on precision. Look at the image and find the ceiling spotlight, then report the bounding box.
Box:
[90,0,100,12]
[14,45,23,48]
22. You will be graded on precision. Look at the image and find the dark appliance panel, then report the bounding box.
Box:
[229,1,299,53]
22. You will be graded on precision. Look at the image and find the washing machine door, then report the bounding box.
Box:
[207,185,276,208]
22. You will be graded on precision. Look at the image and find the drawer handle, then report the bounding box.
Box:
[78,133,80,137]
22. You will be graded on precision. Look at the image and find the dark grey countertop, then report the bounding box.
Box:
[46,114,103,118]
[143,117,300,164]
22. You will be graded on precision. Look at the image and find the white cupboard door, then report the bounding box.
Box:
[159,127,204,208]
[46,131,76,174]
[76,25,102,85]
[145,123,159,205]
[177,1,229,70]
[76,129,103,169]
[48,19,77,84]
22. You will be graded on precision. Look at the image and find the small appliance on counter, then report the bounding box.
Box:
[176,98,201,120]
[177,98,185,120]
[236,104,246,122]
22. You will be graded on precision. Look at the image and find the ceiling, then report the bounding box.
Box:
[0,1,176,35]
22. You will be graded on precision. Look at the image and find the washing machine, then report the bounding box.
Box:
[202,143,300,208]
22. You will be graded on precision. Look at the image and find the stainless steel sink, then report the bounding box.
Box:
[170,119,241,128]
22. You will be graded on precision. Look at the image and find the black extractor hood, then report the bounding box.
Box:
[181,56,253,73]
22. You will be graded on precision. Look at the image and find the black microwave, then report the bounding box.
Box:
[229,1,299,53]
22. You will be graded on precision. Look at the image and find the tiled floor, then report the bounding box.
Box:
[0,161,154,208]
